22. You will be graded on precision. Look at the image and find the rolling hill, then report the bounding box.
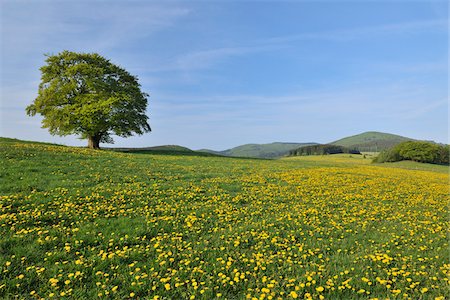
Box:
[2,131,424,159]
[331,131,413,152]
[110,145,222,157]
[199,142,317,158]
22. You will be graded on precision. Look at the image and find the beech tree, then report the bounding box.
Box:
[26,51,151,149]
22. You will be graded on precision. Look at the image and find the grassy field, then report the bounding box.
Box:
[1,140,449,299]
[285,154,449,173]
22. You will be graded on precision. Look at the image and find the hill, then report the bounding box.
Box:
[331,131,413,152]
[200,142,317,158]
[111,145,222,157]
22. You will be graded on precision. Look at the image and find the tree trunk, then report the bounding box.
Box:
[87,135,101,149]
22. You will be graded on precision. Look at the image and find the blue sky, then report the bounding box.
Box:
[0,0,448,150]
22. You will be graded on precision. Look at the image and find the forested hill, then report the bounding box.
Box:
[331,131,413,152]
[199,142,317,158]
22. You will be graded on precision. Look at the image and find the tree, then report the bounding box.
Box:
[26,51,151,149]
[373,141,449,165]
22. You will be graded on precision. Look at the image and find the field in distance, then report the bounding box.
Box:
[1,139,448,299]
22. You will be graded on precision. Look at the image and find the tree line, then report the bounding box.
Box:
[373,141,449,165]
[289,144,361,156]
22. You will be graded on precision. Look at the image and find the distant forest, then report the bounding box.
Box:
[289,144,361,156]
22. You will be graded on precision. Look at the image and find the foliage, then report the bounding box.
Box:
[1,139,448,299]
[373,141,449,165]
[332,131,412,152]
[26,51,150,149]
[289,144,360,156]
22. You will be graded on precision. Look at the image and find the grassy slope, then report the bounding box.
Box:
[0,137,61,146]
[331,131,412,151]
[1,139,448,299]
[379,160,449,173]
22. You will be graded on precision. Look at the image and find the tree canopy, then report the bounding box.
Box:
[289,144,361,156]
[26,51,151,149]
[373,141,449,165]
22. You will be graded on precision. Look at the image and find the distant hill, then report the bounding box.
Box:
[2,131,430,158]
[111,145,222,157]
[200,142,317,158]
[197,149,224,156]
[289,144,361,156]
[331,131,413,152]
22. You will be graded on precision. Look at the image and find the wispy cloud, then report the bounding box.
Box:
[0,2,191,56]
[388,98,448,120]
[174,46,266,71]
[262,19,447,44]
[1,2,447,147]
[153,78,445,120]
[141,18,447,74]
[145,78,447,148]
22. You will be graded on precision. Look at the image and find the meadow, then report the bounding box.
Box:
[1,139,448,299]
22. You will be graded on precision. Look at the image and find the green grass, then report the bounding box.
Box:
[1,139,448,299]
[283,153,373,166]
[376,160,449,174]
[0,137,61,146]
[285,153,449,173]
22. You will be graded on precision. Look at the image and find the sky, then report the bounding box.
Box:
[0,0,448,150]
